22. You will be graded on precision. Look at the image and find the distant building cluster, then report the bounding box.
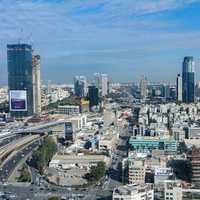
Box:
[138,56,196,104]
[73,73,109,111]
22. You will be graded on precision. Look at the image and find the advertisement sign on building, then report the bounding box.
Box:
[9,90,27,111]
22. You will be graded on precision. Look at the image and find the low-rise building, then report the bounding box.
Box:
[129,136,178,154]
[154,167,173,185]
[112,183,154,200]
[164,180,200,200]
[99,128,118,151]
[57,105,80,115]
[188,126,200,139]
[49,154,110,170]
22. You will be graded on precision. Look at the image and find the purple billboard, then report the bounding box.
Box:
[9,90,27,111]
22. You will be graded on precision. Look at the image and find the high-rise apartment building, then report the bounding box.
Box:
[74,76,87,97]
[140,76,148,99]
[94,73,109,97]
[94,73,101,90]
[176,74,182,102]
[101,74,108,97]
[7,44,34,118]
[182,56,195,103]
[32,54,41,114]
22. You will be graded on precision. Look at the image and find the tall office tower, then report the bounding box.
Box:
[32,54,41,114]
[176,74,182,102]
[7,44,34,118]
[94,73,101,90]
[88,85,99,109]
[74,76,87,97]
[140,76,148,99]
[101,74,108,97]
[165,84,171,100]
[182,56,195,103]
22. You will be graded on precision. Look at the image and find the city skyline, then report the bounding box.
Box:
[1,1,200,84]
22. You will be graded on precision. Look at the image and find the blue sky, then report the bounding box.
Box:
[1,0,200,84]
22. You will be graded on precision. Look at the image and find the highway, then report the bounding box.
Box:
[0,139,42,183]
[0,134,25,149]
[14,119,66,134]
[0,134,40,164]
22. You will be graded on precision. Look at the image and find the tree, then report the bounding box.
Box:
[85,161,106,182]
[30,137,57,174]
[48,197,60,200]
[167,159,192,182]
[18,164,31,182]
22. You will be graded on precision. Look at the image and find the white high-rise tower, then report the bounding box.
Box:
[32,54,41,114]
[101,74,108,97]
[176,74,182,102]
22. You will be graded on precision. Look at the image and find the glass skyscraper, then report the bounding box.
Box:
[182,56,195,103]
[7,44,34,117]
[88,85,99,109]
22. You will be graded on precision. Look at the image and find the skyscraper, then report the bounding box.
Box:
[182,56,195,103]
[88,85,99,109]
[94,73,101,90]
[7,44,34,117]
[74,76,87,97]
[101,74,108,97]
[176,74,182,102]
[140,76,148,99]
[94,73,108,97]
[32,54,41,114]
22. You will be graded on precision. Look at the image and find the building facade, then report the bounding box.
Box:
[129,136,178,154]
[140,76,148,100]
[129,160,146,184]
[32,54,41,114]
[101,74,108,97]
[164,180,200,200]
[113,184,154,200]
[182,56,195,103]
[176,74,182,102]
[88,85,99,109]
[57,105,80,115]
[74,76,87,97]
[187,148,200,185]
[7,44,34,117]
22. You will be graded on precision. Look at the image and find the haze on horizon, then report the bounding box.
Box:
[1,0,200,85]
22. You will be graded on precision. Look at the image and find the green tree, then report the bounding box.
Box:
[18,164,31,182]
[48,197,60,200]
[167,159,192,182]
[85,161,106,182]
[31,137,57,174]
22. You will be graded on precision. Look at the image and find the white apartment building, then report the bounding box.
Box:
[113,183,154,200]
[129,160,146,184]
